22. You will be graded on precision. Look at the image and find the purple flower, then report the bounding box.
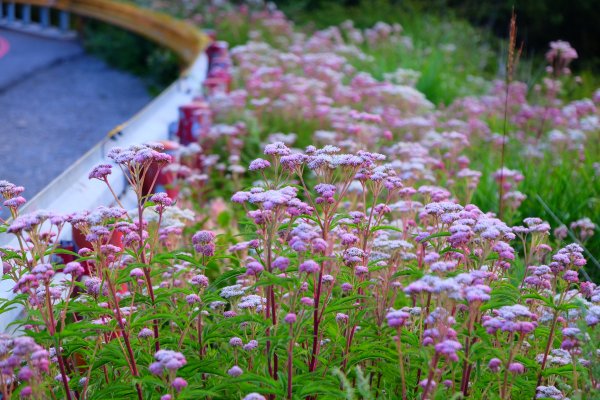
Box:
[419,378,436,390]
[232,191,251,203]
[130,268,144,278]
[186,294,200,304]
[172,377,187,392]
[336,313,349,323]
[138,328,153,339]
[150,192,173,207]
[3,196,26,208]
[280,153,305,171]
[192,230,216,244]
[21,386,33,397]
[386,309,410,328]
[341,233,359,246]
[195,243,215,257]
[464,285,491,303]
[434,339,462,362]
[430,261,457,273]
[273,257,290,271]
[343,247,365,265]
[88,164,112,180]
[264,142,291,156]
[300,297,314,306]
[585,305,600,326]
[85,277,103,296]
[299,260,319,274]
[488,358,502,372]
[249,158,271,171]
[152,350,187,374]
[17,367,33,381]
[562,270,579,283]
[354,265,369,276]
[536,385,568,399]
[243,340,258,351]
[483,305,537,334]
[190,274,209,287]
[284,313,297,324]
[64,262,84,278]
[229,337,243,347]
[246,261,264,275]
[228,365,243,377]
[238,294,266,310]
[243,394,266,400]
[149,362,163,375]
[192,230,216,256]
[314,183,337,204]
[508,362,524,374]
[312,238,327,253]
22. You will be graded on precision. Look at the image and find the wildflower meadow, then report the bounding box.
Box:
[0,1,599,399]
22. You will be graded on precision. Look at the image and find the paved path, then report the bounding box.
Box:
[0,29,151,205]
[0,29,83,91]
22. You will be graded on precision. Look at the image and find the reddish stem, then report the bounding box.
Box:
[287,324,294,399]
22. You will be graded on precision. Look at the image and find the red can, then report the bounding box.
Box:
[72,227,124,275]
[207,40,230,70]
[203,76,230,97]
[177,102,212,145]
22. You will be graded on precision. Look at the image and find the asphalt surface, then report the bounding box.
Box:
[0,28,151,203]
[0,29,83,91]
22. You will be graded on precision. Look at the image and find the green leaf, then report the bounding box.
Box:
[481,282,521,311]
[420,231,450,241]
[371,225,403,233]
[217,211,232,228]
[208,267,246,290]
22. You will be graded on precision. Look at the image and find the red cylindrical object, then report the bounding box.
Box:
[207,40,230,70]
[176,102,212,145]
[177,103,201,145]
[72,227,123,275]
[194,101,212,138]
[203,76,230,97]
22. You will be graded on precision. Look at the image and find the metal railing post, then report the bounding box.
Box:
[22,4,31,24]
[59,10,69,31]
[40,6,49,28]
[7,1,14,22]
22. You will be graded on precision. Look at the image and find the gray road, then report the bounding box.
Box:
[0,29,83,91]
[0,28,151,203]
